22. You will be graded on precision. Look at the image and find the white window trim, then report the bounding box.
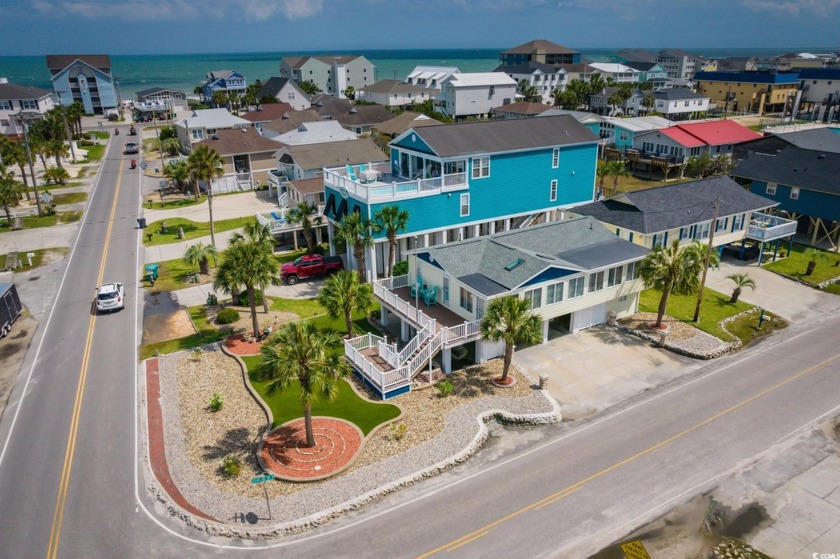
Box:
[790,187,800,200]
[552,147,560,168]
[766,182,777,195]
[460,193,470,217]
[471,156,490,179]
[550,179,558,202]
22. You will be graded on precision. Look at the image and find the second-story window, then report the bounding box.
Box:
[626,261,639,280]
[550,180,558,202]
[21,100,38,110]
[191,129,203,141]
[568,277,585,299]
[443,276,450,304]
[471,156,490,179]
[552,147,560,168]
[546,282,563,304]
[589,271,604,293]
[460,287,474,312]
[766,182,777,195]
[607,266,623,287]
[460,193,470,217]
[523,288,542,309]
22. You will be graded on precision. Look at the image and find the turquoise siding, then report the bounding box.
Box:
[392,132,435,156]
[583,122,600,136]
[751,180,840,222]
[340,143,597,237]
[613,128,636,151]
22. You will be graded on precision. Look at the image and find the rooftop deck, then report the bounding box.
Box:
[746,211,798,242]
[323,162,468,203]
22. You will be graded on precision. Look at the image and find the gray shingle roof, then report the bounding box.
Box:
[0,83,52,100]
[311,94,396,127]
[654,89,707,101]
[421,216,648,296]
[135,86,185,98]
[46,54,111,71]
[257,77,293,99]
[733,148,840,195]
[572,176,777,234]
[408,115,598,158]
[278,138,387,170]
[360,79,428,95]
[772,128,840,154]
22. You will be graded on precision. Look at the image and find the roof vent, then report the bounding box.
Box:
[505,258,525,271]
[241,127,247,133]
[191,111,198,117]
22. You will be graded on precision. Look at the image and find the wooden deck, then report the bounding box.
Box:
[391,286,470,330]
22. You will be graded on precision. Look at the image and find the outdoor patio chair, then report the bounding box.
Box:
[346,165,358,181]
[423,285,438,306]
[410,276,423,298]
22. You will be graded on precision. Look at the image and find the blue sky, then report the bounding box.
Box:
[0,0,838,55]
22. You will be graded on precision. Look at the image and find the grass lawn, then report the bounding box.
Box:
[143,216,256,246]
[144,256,214,292]
[269,296,325,318]
[307,307,379,335]
[725,310,787,347]
[242,355,401,432]
[1,247,68,272]
[145,198,202,211]
[762,243,840,285]
[35,181,84,191]
[85,144,106,161]
[615,174,694,195]
[640,287,753,343]
[51,192,89,205]
[275,248,308,265]
[824,283,840,296]
[139,306,226,360]
[82,131,110,140]
[0,210,82,231]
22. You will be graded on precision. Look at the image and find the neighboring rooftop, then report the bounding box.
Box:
[401,114,598,158]
[494,101,553,115]
[623,61,662,72]
[733,148,840,196]
[693,71,800,84]
[193,127,282,155]
[672,120,762,145]
[311,94,396,127]
[538,108,606,123]
[616,49,657,63]
[588,62,639,74]
[770,128,840,154]
[205,70,236,80]
[180,108,250,130]
[420,216,648,297]
[445,73,518,87]
[257,77,300,99]
[572,176,777,234]
[279,138,387,170]
[797,68,840,80]
[493,61,565,74]
[372,111,441,136]
[46,54,111,71]
[288,177,325,196]
[653,89,709,101]
[284,55,366,70]
[359,79,429,95]
[261,108,323,135]
[602,115,672,132]
[274,121,356,146]
[240,103,295,123]
[136,86,185,98]
[0,82,52,100]
[501,40,580,56]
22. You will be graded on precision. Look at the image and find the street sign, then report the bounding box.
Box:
[251,474,275,484]
[620,539,651,559]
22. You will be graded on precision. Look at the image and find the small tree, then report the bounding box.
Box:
[334,212,374,283]
[184,241,218,275]
[298,80,322,96]
[287,200,320,254]
[804,247,828,276]
[480,296,542,385]
[0,165,25,225]
[726,273,756,303]
[606,160,630,197]
[317,270,374,337]
[373,205,409,277]
[640,240,708,329]
[43,167,70,186]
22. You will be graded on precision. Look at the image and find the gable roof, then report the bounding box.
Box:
[0,82,52,100]
[407,66,460,78]
[257,77,300,99]
[616,49,657,63]
[372,111,441,136]
[135,86,185,98]
[278,138,387,170]
[180,108,250,130]
[399,114,598,158]
[445,73,518,87]
[538,108,606,124]
[588,62,639,74]
[422,216,647,296]
[261,108,322,135]
[288,177,324,196]
[240,102,295,123]
[284,55,366,70]
[675,120,762,145]
[572,176,777,234]
[311,95,396,126]
[733,148,840,195]
[658,126,706,148]
[603,115,671,132]
[206,70,236,80]
[623,61,662,72]
[274,121,356,145]
[494,101,553,115]
[46,54,111,71]
[502,40,580,56]
[654,89,708,101]
[193,127,282,155]
[769,128,840,154]
[360,79,429,95]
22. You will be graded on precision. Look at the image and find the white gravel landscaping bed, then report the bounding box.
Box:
[151,347,559,536]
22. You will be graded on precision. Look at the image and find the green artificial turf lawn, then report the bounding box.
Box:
[243,355,401,432]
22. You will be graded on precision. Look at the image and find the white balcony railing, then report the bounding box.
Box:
[747,212,798,242]
[323,162,468,203]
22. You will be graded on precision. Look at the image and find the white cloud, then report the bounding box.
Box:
[740,0,840,14]
[29,0,322,21]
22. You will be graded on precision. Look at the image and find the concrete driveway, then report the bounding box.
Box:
[704,259,840,323]
[514,325,701,420]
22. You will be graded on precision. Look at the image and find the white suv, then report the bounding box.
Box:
[95,282,125,313]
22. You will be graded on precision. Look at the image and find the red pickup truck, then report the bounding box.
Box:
[281,254,344,284]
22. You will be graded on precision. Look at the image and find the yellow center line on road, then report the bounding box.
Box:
[46,158,124,559]
[417,351,840,558]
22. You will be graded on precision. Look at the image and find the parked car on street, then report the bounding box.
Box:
[280,254,344,285]
[124,142,138,154]
[95,282,125,313]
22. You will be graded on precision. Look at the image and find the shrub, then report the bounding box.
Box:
[78,139,94,147]
[390,423,407,441]
[216,307,240,324]
[221,454,241,477]
[435,380,453,398]
[238,289,264,307]
[393,261,408,276]
[209,392,223,411]
[311,244,326,255]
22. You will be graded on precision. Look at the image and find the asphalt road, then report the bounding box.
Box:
[0,132,838,558]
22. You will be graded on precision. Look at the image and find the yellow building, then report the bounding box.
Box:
[692,71,799,114]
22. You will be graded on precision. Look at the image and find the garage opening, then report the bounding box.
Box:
[548,314,571,340]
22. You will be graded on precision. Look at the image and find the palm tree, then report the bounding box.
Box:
[186,145,224,247]
[606,160,630,197]
[211,90,229,110]
[43,167,70,186]
[596,162,610,197]
[640,240,708,329]
[334,212,374,283]
[0,138,32,201]
[517,80,541,103]
[343,86,355,101]
[69,101,85,137]
[298,80,322,96]
[257,322,348,447]
[214,239,281,337]
[163,160,190,193]
[47,137,68,171]
[804,247,828,276]
[480,296,543,385]
[726,273,756,303]
[587,73,606,107]
[160,137,181,156]
[0,165,25,225]
[373,205,409,277]
[230,221,276,313]
[288,200,320,254]
[228,91,241,115]
[183,241,217,275]
[318,270,374,337]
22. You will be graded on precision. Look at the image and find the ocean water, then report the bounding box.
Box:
[0,47,836,100]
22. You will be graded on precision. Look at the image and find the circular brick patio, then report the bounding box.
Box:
[258,417,364,482]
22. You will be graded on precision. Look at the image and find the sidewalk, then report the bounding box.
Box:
[169,279,324,308]
[0,224,80,254]
[144,230,241,264]
[141,189,278,224]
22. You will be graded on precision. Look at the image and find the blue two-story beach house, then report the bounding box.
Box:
[202,70,247,101]
[322,115,600,280]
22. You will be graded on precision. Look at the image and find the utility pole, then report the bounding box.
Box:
[17,113,44,216]
[55,92,77,163]
[693,197,721,323]
[114,76,123,121]
[152,112,166,172]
